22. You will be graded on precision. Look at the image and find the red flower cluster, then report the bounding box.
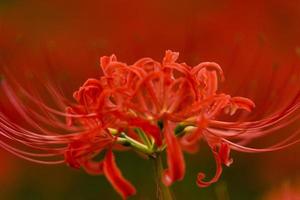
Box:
[0,51,299,199]
[65,50,256,191]
[61,51,254,196]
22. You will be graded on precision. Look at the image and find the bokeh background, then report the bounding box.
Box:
[0,0,300,199]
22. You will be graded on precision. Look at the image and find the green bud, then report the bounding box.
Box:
[108,128,118,135]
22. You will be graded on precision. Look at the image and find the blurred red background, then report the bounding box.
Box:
[0,0,300,199]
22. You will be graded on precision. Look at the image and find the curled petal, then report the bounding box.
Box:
[163,50,179,64]
[192,62,225,82]
[196,146,222,188]
[218,143,233,167]
[162,121,185,186]
[230,97,255,113]
[64,129,114,170]
[133,57,161,73]
[64,147,81,169]
[103,150,136,199]
[196,143,232,187]
[100,54,117,74]
[73,78,103,109]
[208,96,230,118]
[205,70,218,97]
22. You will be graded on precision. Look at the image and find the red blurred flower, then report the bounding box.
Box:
[263,181,300,200]
[0,50,299,199]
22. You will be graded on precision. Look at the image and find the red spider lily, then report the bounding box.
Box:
[0,50,299,199]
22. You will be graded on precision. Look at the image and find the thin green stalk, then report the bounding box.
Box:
[117,134,153,155]
[153,153,174,200]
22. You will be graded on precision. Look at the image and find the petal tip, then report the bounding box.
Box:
[163,50,179,63]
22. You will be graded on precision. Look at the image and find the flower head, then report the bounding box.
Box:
[0,50,299,199]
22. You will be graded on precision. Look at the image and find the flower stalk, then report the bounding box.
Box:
[153,153,174,200]
[117,133,154,156]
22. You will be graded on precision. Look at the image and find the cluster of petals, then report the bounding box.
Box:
[65,50,256,196]
[0,50,299,199]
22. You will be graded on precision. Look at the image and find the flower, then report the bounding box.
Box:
[0,50,299,199]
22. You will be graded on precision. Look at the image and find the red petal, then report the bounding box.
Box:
[82,160,104,175]
[219,143,233,167]
[230,97,255,112]
[65,107,74,127]
[196,145,222,188]
[180,128,203,153]
[162,121,185,186]
[163,50,179,64]
[100,54,117,74]
[196,143,233,187]
[192,62,225,82]
[64,148,81,169]
[103,150,136,199]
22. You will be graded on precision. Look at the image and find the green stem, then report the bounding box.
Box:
[153,153,174,200]
[117,134,153,155]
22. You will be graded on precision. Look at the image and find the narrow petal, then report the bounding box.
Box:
[163,50,179,64]
[103,150,136,199]
[196,143,232,187]
[218,143,233,167]
[64,144,81,169]
[196,146,222,187]
[192,62,225,82]
[230,97,255,112]
[100,54,117,75]
[162,121,185,186]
